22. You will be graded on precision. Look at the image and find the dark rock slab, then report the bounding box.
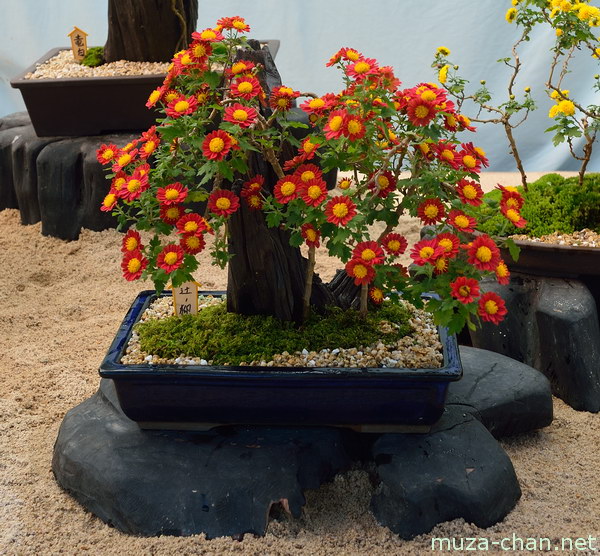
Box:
[470,275,600,412]
[447,346,553,438]
[370,406,521,540]
[52,379,352,538]
[10,127,61,225]
[0,111,31,131]
[535,279,600,412]
[0,112,137,239]
[36,135,130,240]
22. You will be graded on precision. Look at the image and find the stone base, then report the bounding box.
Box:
[470,274,600,413]
[0,112,136,240]
[52,347,552,539]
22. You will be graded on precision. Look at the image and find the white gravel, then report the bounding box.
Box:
[24,49,169,79]
[121,295,444,370]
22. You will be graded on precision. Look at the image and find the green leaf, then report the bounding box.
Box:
[203,70,222,89]
[187,190,209,203]
[505,238,521,262]
[265,211,283,228]
[289,231,304,248]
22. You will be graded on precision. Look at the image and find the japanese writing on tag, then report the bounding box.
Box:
[68,26,88,61]
[172,281,200,316]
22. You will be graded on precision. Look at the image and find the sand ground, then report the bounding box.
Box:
[1,172,598,556]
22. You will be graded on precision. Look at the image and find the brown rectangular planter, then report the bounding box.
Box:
[11,42,281,137]
[11,48,164,137]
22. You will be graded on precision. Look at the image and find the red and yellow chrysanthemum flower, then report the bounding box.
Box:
[345,258,376,285]
[495,261,511,285]
[496,185,524,210]
[369,287,385,305]
[180,233,206,255]
[478,292,507,324]
[327,47,362,67]
[202,130,233,161]
[345,57,379,80]
[100,192,118,212]
[434,141,461,169]
[274,175,301,204]
[447,209,477,233]
[435,232,460,258]
[297,178,325,207]
[223,103,258,128]
[352,241,385,265]
[325,195,357,226]
[176,213,210,236]
[450,276,480,304]
[157,182,188,206]
[121,250,148,281]
[191,28,224,42]
[165,94,199,118]
[228,60,255,77]
[146,86,166,108]
[406,99,437,127]
[269,86,300,111]
[159,203,184,226]
[380,233,408,256]
[111,148,138,172]
[241,175,265,198]
[410,238,446,266]
[417,198,446,225]
[501,205,527,228]
[466,234,501,271]
[157,244,185,273]
[230,76,262,100]
[301,223,321,248]
[121,229,143,253]
[300,96,335,116]
[456,179,484,206]
[216,16,251,32]
[294,164,323,184]
[343,114,367,141]
[118,173,150,202]
[337,176,353,190]
[369,170,397,198]
[96,144,119,165]
[208,189,240,217]
[324,109,347,140]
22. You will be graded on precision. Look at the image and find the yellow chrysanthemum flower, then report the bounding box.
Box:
[437,46,451,56]
[506,7,518,22]
[557,99,576,115]
[438,64,449,84]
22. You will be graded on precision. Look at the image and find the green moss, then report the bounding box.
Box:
[137,300,414,365]
[81,47,105,68]
[477,173,600,237]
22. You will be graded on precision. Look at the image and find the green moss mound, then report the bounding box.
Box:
[137,300,414,365]
[477,173,600,238]
[81,47,105,68]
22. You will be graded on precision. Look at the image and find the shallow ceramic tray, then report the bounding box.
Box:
[99,290,462,432]
[502,239,600,278]
[11,41,281,137]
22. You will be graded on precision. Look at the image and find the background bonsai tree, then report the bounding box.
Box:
[104,0,198,62]
[97,17,523,333]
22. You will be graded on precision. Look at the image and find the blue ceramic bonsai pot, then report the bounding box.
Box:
[99,290,462,432]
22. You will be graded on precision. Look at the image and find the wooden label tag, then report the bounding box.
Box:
[68,26,88,61]
[171,281,201,316]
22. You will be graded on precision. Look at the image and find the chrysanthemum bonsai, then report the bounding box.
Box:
[433,0,600,241]
[97,15,525,337]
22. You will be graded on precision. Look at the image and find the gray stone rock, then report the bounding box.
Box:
[370,406,521,540]
[52,379,352,538]
[0,113,138,240]
[471,275,600,412]
[447,346,553,438]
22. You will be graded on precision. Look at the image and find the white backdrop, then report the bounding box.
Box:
[1,0,598,171]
